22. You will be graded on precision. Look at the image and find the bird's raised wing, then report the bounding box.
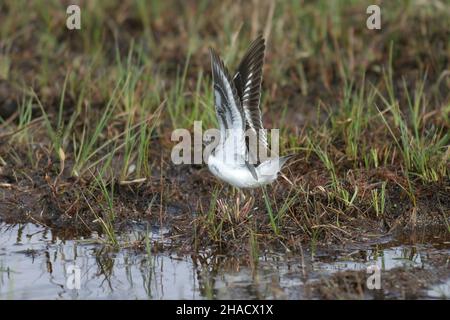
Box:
[233,36,268,163]
[210,48,247,161]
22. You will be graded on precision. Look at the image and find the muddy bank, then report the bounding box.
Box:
[1,157,450,251]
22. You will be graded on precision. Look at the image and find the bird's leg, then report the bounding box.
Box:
[231,189,256,221]
[232,188,247,221]
[248,188,256,212]
[240,189,246,202]
[230,187,240,221]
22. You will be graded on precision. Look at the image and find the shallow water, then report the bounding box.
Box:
[0,222,449,299]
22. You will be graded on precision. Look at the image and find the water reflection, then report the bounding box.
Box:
[428,278,450,299]
[0,222,449,299]
[0,223,198,299]
[313,246,424,274]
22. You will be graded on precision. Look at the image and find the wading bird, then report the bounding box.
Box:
[207,36,291,189]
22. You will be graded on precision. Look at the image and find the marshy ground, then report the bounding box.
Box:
[0,0,449,299]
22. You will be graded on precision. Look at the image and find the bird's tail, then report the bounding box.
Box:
[279,154,295,185]
[278,154,295,169]
[257,154,294,177]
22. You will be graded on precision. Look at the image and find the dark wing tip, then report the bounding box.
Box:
[209,46,237,91]
[233,35,266,103]
[209,47,224,83]
[208,46,217,59]
[235,36,266,80]
[209,47,226,72]
[247,35,266,55]
[209,47,218,67]
[252,34,265,44]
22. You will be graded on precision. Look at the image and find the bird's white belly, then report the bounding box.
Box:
[208,156,276,189]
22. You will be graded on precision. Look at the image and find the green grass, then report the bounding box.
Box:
[85,170,119,248]
[371,182,387,217]
[262,185,279,235]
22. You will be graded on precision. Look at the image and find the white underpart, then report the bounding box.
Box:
[208,152,283,189]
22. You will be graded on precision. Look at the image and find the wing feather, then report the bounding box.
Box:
[210,48,246,161]
[233,36,268,163]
